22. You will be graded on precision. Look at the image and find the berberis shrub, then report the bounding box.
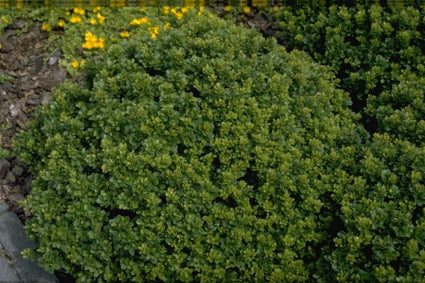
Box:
[274,3,425,281]
[15,8,372,282]
[276,3,425,140]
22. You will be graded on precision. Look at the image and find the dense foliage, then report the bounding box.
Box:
[15,9,371,282]
[276,3,425,281]
[277,3,425,139]
[329,133,425,281]
[13,4,425,282]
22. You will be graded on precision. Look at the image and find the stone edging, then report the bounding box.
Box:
[0,203,58,282]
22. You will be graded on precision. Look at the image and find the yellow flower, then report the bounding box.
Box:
[130,18,140,25]
[70,16,82,24]
[97,13,105,24]
[120,31,130,38]
[181,7,188,13]
[224,5,231,12]
[84,31,93,40]
[130,17,149,25]
[93,6,101,13]
[73,7,85,15]
[97,37,105,49]
[58,20,65,27]
[2,16,8,23]
[148,26,159,39]
[273,6,279,12]
[163,23,170,29]
[148,26,159,35]
[197,6,204,15]
[163,6,170,14]
[83,32,104,50]
[71,60,79,68]
[243,6,251,14]
[0,43,2,49]
[90,18,97,25]
[41,23,51,31]
[82,41,93,50]
[139,17,149,24]
[80,59,86,65]
[174,12,183,20]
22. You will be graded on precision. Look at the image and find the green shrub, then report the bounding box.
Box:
[366,71,425,145]
[276,4,425,281]
[276,3,425,140]
[15,9,366,282]
[329,132,425,282]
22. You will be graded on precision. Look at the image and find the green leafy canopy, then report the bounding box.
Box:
[16,8,370,282]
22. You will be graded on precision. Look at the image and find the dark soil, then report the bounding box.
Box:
[0,18,80,282]
[0,19,73,221]
[213,5,282,39]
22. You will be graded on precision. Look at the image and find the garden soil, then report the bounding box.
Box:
[0,19,74,223]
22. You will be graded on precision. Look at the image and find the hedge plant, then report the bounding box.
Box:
[276,3,425,139]
[276,3,425,281]
[329,132,425,282]
[14,8,369,282]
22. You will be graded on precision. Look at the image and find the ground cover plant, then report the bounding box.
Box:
[2,1,425,282]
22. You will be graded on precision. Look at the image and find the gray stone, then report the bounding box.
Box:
[41,93,52,105]
[4,171,16,184]
[0,211,36,260]
[48,56,59,66]
[9,192,26,203]
[0,158,11,180]
[8,19,26,30]
[22,176,32,195]
[0,203,9,215]
[13,258,58,283]
[0,255,20,281]
[12,165,24,177]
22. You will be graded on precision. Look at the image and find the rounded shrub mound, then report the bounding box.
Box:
[16,10,365,282]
